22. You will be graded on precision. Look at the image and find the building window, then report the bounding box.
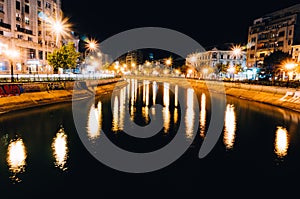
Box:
[25,5,30,14]
[38,30,41,36]
[250,54,255,59]
[220,54,223,59]
[25,0,29,3]
[25,17,30,25]
[45,2,51,9]
[278,31,285,37]
[37,0,41,7]
[28,37,32,41]
[16,1,20,10]
[39,51,43,60]
[289,29,293,36]
[259,53,265,58]
[17,34,23,39]
[16,13,21,21]
[227,55,230,59]
[212,52,217,59]
[278,41,284,47]
[0,4,3,12]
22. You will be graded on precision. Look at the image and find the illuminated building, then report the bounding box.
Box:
[247,4,300,67]
[0,0,63,74]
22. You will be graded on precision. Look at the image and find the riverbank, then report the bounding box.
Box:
[0,78,125,115]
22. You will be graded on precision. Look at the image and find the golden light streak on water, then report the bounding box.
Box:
[52,128,68,171]
[174,85,178,107]
[163,82,170,107]
[87,102,101,140]
[153,81,157,105]
[119,88,126,130]
[112,96,119,132]
[185,88,194,140]
[224,104,236,150]
[275,126,289,158]
[7,138,27,183]
[163,83,170,133]
[200,93,206,138]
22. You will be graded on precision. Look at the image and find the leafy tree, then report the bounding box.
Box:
[263,50,292,73]
[47,42,80,73]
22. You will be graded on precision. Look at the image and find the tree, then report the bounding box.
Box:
[263,50,292,73]
[47,42,80,73]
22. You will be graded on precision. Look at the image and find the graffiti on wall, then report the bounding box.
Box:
[0,84,24,97]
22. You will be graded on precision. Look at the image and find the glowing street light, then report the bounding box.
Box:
[231,45,242,58]
[85,38,99,58]
[5,49,20,82]
[48,15,72,46]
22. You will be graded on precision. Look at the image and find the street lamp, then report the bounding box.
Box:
[165,58,172,73]
[85,38,98,58]
[5,49,19,83]
[48,15,71,47]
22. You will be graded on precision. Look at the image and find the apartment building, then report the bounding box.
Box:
[0,0,62,74]
[247,3,300,67]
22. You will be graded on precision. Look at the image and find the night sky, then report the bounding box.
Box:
[62,0,300,49]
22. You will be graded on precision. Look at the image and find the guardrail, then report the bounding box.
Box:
[0,73,115,82]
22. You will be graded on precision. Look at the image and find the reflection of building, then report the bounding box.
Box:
[186,44,247,70]
[0,0,62,74]
[247,4,300,67]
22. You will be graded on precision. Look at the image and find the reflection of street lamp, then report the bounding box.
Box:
[6,49,19,82]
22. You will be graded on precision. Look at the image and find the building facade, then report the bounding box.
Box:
[186,45,247,71]
[247,4,300,67]
[0,0,62,74]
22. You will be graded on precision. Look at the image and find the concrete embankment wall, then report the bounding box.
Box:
[189,79,300,113]
[0,78,124,115]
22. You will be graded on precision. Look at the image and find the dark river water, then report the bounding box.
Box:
[0,78,300,197]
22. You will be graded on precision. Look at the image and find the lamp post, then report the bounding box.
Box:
[85,39,98,58]
[6,49,19,83]
[165,58,172,74]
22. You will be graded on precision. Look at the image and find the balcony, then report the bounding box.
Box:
[17,26,33,35]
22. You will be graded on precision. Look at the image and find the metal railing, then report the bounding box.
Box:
[0,73,116,83]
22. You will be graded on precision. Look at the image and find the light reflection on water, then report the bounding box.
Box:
[223,104,237,150]
[87,101,102,140]
[52,127,69,171]
[185,88,195,140]
[7,138,27,183]
[199,93,206,138]
[274,126,289,159]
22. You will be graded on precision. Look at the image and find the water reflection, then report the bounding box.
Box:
[52,127,69,171]
[224,104,237,150]
[7,137,27,183]
[274,126,289,158]
[185,88,195,140]
[153,81,158,105]
[87,101,102,140]
[200,93,206,138]
[163,83,170,133]
[112,96,119,132]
